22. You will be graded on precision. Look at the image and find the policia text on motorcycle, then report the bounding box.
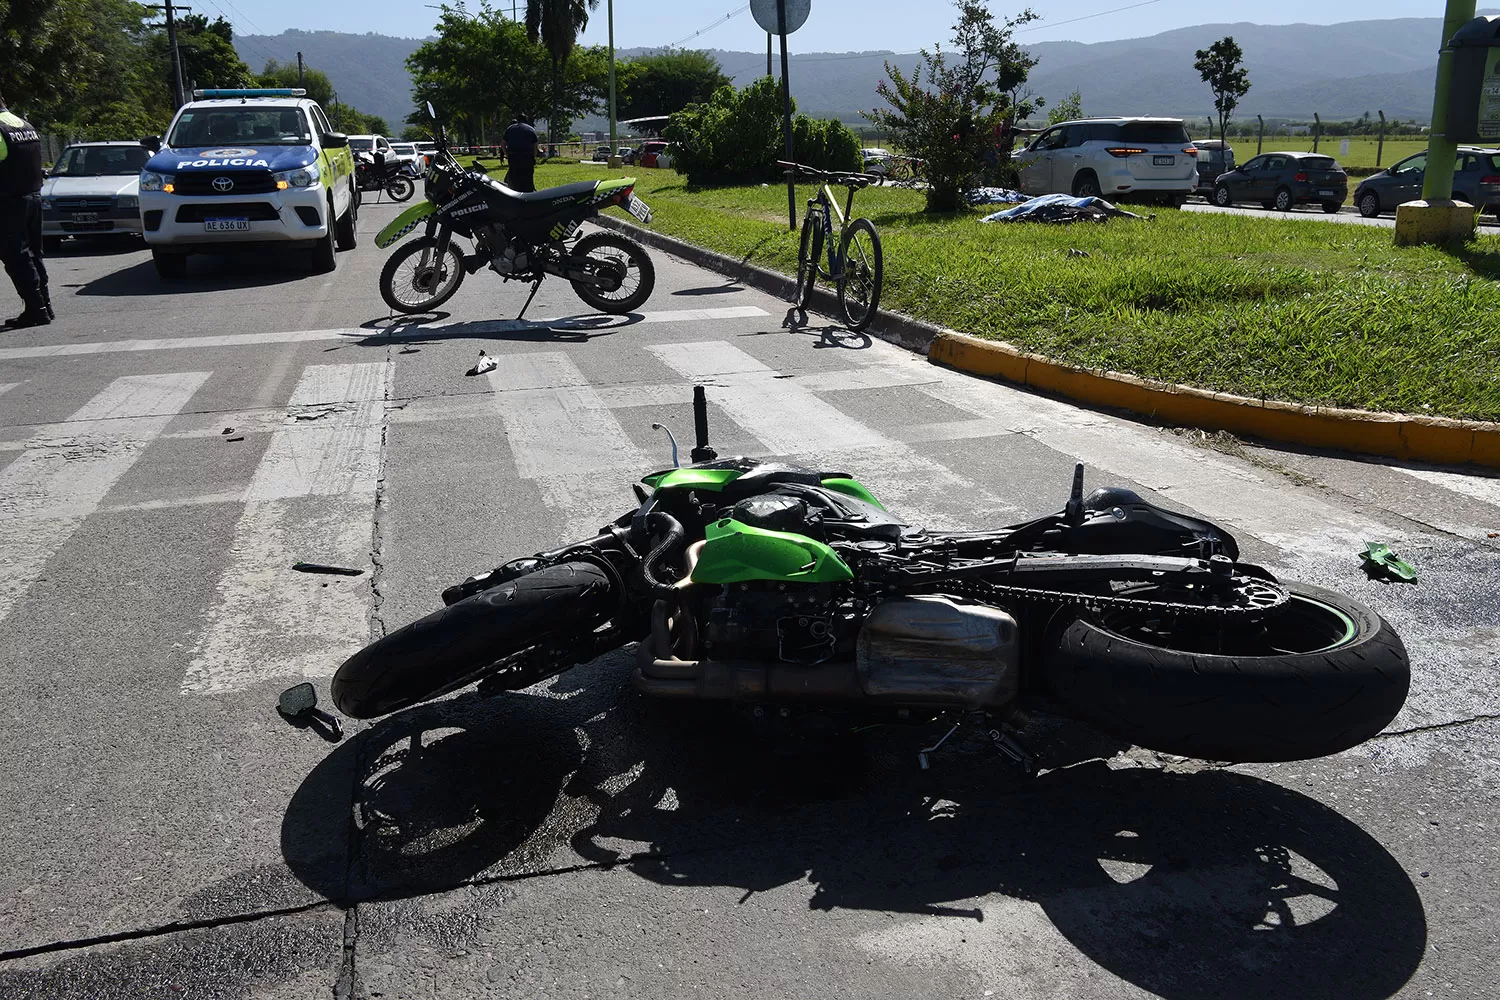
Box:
[0,90,52,330]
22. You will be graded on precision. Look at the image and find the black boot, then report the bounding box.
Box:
[3,308,50,329]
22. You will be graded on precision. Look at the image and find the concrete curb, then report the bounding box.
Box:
[595,214,1500,469]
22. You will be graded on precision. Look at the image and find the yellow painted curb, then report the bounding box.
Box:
[929,331,1500,469]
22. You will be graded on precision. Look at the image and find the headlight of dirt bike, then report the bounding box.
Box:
[139,171,172,192]
[273,164,321,190]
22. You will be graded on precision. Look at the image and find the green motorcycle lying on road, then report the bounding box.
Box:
[330,389,1409,769]
[374,103,656,318]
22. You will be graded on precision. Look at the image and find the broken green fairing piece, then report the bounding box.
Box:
[1361,542,1417,583]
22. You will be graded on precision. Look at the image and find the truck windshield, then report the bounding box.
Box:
[169,108,312,147]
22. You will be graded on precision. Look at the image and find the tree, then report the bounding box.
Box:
[258,58,334,108]
[1193,36,1249,147]
[865,1,1041,211]
[524,0,600,147]
[1046,90,1082,126]
[615,50,730,121]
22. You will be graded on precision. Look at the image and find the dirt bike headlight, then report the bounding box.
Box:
[273,165,320,190]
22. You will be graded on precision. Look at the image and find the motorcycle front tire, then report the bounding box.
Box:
[1041,581,1409,763]
[332,561,615,719]
[387,177,415,202]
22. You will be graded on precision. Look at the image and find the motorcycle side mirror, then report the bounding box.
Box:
[276,682,344,742]
[278,682,318,716]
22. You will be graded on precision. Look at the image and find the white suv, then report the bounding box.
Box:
[1017,117,1198,205]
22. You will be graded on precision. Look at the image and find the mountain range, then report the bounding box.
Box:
[236,14,1495,134]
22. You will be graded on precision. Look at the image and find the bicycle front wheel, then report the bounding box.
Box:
[837,218,882,330]
[796,213,822,308]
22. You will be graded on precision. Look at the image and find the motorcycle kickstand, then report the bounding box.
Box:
[515,278,543,320]
[917,721,961,770]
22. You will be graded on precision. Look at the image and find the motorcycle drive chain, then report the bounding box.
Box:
[933,574,1289,620]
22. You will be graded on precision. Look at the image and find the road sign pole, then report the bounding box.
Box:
[778,0,795,230]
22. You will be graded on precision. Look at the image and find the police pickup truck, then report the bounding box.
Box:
[139,89,358,278]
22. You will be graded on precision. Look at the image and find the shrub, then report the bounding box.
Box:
[667,77,860,185]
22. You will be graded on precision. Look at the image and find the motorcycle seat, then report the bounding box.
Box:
[481,178,598,204]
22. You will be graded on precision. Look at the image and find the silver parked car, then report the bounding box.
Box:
[40,141,150,249]
[1353,147,1500,218]
[1017,117,1198,205]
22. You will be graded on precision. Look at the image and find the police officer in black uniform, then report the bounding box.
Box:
[0,89,51,330]
[502,113,539,193]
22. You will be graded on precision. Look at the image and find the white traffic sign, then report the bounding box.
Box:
[750,0,810,35]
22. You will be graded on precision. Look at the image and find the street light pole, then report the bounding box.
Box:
[607,0,622,167]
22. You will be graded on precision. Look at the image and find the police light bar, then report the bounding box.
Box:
[192,88,307,98]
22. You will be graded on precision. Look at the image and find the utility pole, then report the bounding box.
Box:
[297,51,304,88]
[777,0,794,229]
[767,34,772,77]
[1312,112,1321,152]
[1256,114,1264,154]
[1377,110,1386,166]
[607,0,620,166]
[147,3,191,109]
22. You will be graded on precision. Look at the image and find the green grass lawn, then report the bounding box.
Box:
[502,162,1500,421]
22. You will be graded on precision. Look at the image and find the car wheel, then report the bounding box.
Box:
[309,197,338,274]
[335,185,358,251]
[1213,185,1234,207]
[1321,201,1341,214]
[1274,187,1294,212]
[152,249,188,279]
[1071,171,1100,198]
[1358,192,1381,218]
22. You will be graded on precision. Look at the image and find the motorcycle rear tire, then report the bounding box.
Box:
[569,232,655,314]
[387,177,415,202]
[1041,581,1409,763]
[332,561,614,719]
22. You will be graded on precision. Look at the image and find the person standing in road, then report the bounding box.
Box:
[502,113,538,192]
[0,90,51,329]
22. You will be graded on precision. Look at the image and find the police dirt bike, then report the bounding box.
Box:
[374,104,656,318]
[355,151,416,203]
[325,387,1410,772]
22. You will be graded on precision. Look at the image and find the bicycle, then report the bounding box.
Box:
[779,161,884,331]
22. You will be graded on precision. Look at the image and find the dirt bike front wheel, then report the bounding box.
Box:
[1041,581,1409,763]
[332,561,615,719]
[379,237,465,313]
[570,232,656,314]
[837,218,883,330]
[387,177,415,202]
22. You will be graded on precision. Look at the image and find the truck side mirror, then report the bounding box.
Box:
[322,132,349,148]
[141,136,162,153]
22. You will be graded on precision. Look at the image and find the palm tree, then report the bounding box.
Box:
[524,0,599,148]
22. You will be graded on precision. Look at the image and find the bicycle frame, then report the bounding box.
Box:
[808,180,860,282]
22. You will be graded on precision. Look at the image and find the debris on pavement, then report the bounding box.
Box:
[466,351,498,376]
[291,562,365,577]
[221,427,234,435]
[981,193,1147,224]
[225,435,244,442]
[1362,542,1417,583]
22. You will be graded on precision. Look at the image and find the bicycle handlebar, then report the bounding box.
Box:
[776,161,881,187]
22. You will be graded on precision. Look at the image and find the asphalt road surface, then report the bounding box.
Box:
[1,199,1496,999]
[1184,199,1500,228]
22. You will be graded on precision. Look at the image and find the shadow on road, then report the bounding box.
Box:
[73,255,312,295]
[321,313,644,351]
[280,659,1425,1000]
[672,282,744,296]
[45,235,144,258]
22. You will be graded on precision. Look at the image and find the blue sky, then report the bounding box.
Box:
[211,0,1452,49]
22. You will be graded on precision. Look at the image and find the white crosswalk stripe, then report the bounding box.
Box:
[647,342,1027,526]
[0,372,210,626]
[181,363,391,695]
[489,353,650,542]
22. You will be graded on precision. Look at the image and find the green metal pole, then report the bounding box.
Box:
[1423,0,1478,201]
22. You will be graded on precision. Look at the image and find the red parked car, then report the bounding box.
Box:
[639,141,673,169]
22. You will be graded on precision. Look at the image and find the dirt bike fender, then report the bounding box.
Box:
[376,202,435,249]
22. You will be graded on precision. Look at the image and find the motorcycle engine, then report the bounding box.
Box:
[702,582,861,666]
[489,237,530,276]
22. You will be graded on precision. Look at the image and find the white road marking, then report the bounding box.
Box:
[182,362,390,695]
[914,367,1401,561]
[0,372,209,625]
[488,354,650,541]
[1397,465,1500,513]
[0,382,20,397]
[0,307,770,361]
[647,341,1027,526]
